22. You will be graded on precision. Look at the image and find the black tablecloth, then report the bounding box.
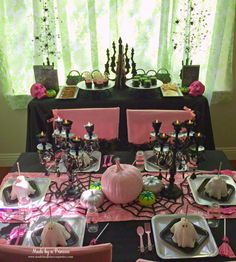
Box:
[26,88,215,152]
[12,150,235,262]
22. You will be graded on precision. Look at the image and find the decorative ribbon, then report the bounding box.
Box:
[183,106,196,119]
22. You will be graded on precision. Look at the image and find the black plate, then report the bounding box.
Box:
[31,221,78,246]
[197,178,235,202]
[2,180,41,205]
[160,218,209,254]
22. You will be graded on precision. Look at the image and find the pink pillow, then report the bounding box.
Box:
[30,83,47,99]
[189,81,205,96]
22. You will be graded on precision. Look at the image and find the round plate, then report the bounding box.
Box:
[126,79,163,90]
[77,80,114,91]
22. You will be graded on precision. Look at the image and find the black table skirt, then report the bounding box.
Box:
[26,88,215,152]
[11,150,235,262]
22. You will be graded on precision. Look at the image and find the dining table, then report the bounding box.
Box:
[0,150,233,261]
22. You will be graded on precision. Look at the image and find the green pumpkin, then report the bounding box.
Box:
[46,89,57,98]
[90,181,102,190]
[180,86,189,95]
[138,191,156,207]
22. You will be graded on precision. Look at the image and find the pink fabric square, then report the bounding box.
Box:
[52,107,120,140]
[127,109,195,144]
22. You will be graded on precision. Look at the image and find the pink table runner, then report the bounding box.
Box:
[1,171,236,223]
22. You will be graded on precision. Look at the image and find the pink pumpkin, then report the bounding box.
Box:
[101,159,143,204]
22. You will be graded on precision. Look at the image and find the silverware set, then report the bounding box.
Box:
[102,155,114,168]
[137,222,153,253]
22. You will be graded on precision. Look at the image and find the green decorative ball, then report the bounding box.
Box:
[138,191,156,207]
[46,89,57,98]
[90,181,102,190]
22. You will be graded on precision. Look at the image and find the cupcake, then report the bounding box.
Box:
[133,75,140,80]
[85,79,92,88]
[132,79,140,87]
[95,79,104,88]
[141,77,148,86]
[144,79,151,88]
[103,75,109,87]
[150,76,157,85]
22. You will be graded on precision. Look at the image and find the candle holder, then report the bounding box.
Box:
[84,133,99,153]
[84,122,94,140]
[172,120,182,138]
[37,142,55,173]
[191,132,205,165]
[63,165,82,199]
[71,136,82,156]
[55,117,63,132]
[84,122,99,153]
[149,119,203,199]
[62,119,73,140]
[184,119,195,137]
[152,120,162,137]
[37,131,47,150]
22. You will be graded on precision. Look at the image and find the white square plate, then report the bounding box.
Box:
[22,215,86,247]
[151,214,218,259]
[187,174,236,206]
[160,86,183,97]
[56,86,79,99]
[0,177,50,209]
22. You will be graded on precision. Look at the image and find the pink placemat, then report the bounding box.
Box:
[1,171,236,223]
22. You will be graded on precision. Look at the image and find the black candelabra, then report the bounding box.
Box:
[37,119,99,198]
[151,119,204,199]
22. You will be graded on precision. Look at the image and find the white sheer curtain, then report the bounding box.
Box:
[0,0,235,109]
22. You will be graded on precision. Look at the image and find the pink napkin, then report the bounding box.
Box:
[52,107,120,140]
[127,108,195,144]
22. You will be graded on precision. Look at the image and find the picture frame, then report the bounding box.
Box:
[181,65,200,87]
[33,65,59,91]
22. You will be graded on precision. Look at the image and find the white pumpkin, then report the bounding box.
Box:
[80,189,104,209]
[142,176,163,193]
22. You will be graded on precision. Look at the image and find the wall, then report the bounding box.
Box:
[0,93,27,165]
[211,16,236,159]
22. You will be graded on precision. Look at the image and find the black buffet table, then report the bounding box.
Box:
[12,150,235,262]
[26,88,215,152]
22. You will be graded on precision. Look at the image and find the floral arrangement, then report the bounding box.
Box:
[33,0,61,66]
[172,0,210,65]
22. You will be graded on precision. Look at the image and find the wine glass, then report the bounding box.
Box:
[18,196,32,222]
[86,205,99,233]
[207,202,220,228]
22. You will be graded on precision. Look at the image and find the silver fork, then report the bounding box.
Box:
[144,222,152,251]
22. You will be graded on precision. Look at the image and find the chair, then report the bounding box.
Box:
[126,108,195,144]
[52,107,120,140]
[0,243,112,262]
